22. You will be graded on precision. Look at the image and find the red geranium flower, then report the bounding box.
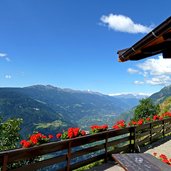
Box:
[137,119,144,125]
[56,133,62,139]
[20,140,31,148]
[113,125,119,130]
[48,134,53,139]
[81,130,86,136]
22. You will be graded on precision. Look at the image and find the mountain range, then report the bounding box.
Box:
[3,84,171,137]
[0,85,142,137]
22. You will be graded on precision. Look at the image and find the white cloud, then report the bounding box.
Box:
[100,14,152,34]
[145,75,171,86]
[137,55,171,75]
[128,55,171,86]
[0,52,10,62]
[127,68,140,74]
[0,53,7,57]
[134,80,144,85]
[5,75,12,79]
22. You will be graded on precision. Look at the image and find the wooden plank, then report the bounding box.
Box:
[152,132,163,140]
[71,143,105,159]
[136,131,150,139]
[108,136,130,147]
[2,155,8,171]
[112,153,171,171]
[136,123,150,131]
[71,128,130,147]
[151,127,163,134]
[107,128,130,138]
[137,137,150,146]
[108,144,130,154]
[71,153,105,170]
[164,123,171,129]
[10,154,67,171]
[70,132,107,147]
[67,142,71,171]
[165,128,171,134]
[0,141,69,163]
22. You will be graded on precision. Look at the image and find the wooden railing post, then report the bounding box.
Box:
[129,127,133,153]
[150,123,152,143]
[162,120,165,138]
[2,155,8,171]
[129,126,136,153]
[129,127,132,152]
[133,126,136,152]
[67,141,71,171]
[104,132,108,163]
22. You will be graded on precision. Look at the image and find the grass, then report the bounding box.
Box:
[34,120,67,129]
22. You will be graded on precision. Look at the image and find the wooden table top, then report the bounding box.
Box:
[112,153,171,171]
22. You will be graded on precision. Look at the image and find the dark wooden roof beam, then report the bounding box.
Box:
[163,48,171,58]
[118,16,171,62]
[142,40,171,54]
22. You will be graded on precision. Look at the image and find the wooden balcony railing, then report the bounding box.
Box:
[0,117,171,171]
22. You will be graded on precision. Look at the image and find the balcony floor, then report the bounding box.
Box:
[87,136,171,171]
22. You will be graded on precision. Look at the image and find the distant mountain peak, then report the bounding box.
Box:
[25,84,105,96]
[109,92,151,99]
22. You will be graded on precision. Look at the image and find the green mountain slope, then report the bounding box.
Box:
[0,85,140,136]
[159,96,171,114]
[0,88,73,137]
[150,85,171,104]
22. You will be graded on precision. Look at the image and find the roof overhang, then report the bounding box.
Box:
[118,16,171,62]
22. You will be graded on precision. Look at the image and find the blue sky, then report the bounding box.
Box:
[0,0,171,95]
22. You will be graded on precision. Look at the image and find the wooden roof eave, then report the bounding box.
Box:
[118,16,171,62]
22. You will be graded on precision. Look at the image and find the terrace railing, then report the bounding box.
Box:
[0,117,171,171]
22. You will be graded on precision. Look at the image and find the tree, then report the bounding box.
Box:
[0,117,23,151]
[133,98,160,120]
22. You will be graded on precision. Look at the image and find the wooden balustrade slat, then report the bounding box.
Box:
[136,123,150,131]
[136,130,150,139]
[164,123,171,129]
[70,133,106,147]
[71,143,105,159]
[0,141,68,163]
[107,136,130,147]
[152,132,163,140]
[151,127,163,134]
[71,153,105,170]
[108,144,130,154]
[164,128,171,134]
[137,136,150,146]
[107,127,130,138]
[10,154,67,171]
